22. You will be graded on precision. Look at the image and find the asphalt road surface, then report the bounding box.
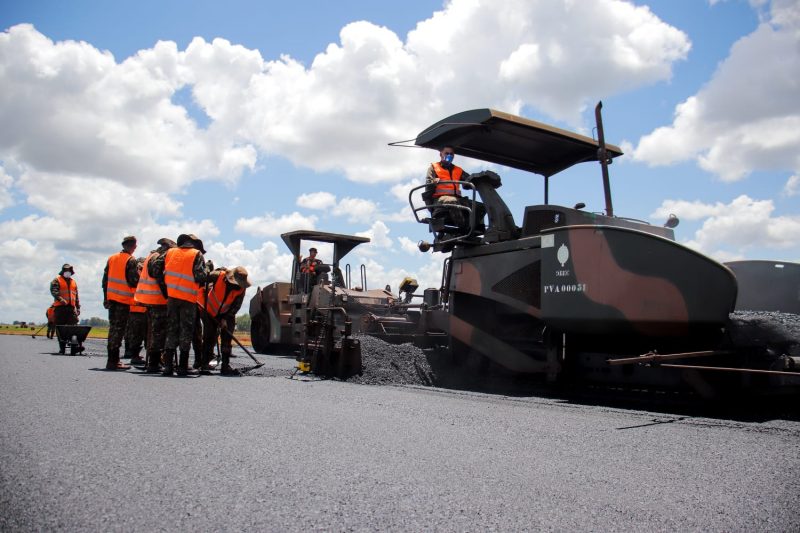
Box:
[1,334,799,531]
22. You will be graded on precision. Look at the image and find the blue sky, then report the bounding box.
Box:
[1,0,798,323]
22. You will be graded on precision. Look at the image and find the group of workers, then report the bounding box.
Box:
[49,233,251,377]
[46,146,466,371]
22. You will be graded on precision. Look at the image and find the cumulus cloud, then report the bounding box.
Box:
[333,197,379,223]
[783,175,799,197]
[296,191,337,210]
[398,236,421,254]
[0,165,13,211]
[0,26,257,192]
[356,220,393,250]
[235,211,317,237]
[651,194,800,257]
[204,240,294,301]
[0,0,687,186]
[632,3,800,182]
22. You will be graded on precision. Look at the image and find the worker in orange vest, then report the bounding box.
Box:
[201,266,251,376]
[102,235,140,371]
[136,237,176,373]
[150,233,208,376]
[124,257,148,366]
[299,247,323,292]
[45,305,56,339]
[425,145,470,231]
[49,263,80,354]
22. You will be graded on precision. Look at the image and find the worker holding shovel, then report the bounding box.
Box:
[201,266,250,376]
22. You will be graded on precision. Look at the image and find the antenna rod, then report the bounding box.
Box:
[595,101,614,217]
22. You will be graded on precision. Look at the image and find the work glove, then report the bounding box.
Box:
[58,297,67,305]
[75,307,81,317]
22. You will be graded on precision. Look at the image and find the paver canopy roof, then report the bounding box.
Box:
[281,230,370,265]
[414,108,623,177]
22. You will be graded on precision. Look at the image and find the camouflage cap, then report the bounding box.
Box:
[121,235,137,246]
[59,263,75,275]
[225,266,251,288]
[157,237,176,248]
[177,233,206,254]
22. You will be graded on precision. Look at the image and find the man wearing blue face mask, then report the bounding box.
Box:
[425,145,470,229]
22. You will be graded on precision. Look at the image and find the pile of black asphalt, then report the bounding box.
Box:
[728,311,800,356]
[348,335,436,386]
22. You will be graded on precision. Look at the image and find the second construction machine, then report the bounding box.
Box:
[248,230,441,378]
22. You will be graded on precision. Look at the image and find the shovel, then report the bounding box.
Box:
[201,307,264,369]
[31,324,47,339]
[219,321,264,369]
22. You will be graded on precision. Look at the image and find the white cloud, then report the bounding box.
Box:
[652,194,800,257]
[333,197,379,223]
[783,175,799,197]
[0,26,257,192]
[235,211,317,237]
[204,240,294,301]
[633,4,800,182]
[398,236,421,255]
[356,220,393,250]
[0,165,13,211]
[296,191,337,210]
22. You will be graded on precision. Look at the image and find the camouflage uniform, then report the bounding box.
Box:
[124,309,147,359]
[201,268,247,374]
[102,250,140,358]
[149,236,208,375]
[146,305,168,371]
[124,257,147,364]
[138,242,175,373]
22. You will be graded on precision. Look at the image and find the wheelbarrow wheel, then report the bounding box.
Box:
[69,345,77,356]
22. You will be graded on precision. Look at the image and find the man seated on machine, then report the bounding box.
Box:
[299,247,324,291]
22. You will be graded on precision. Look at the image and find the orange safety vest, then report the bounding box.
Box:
[206,276,244,317]
[46,306,55,322]
[196,283,207,309]
[432,162,463,198]
[164,247,200,303]
[106,252,136,305]
[54,276,78,307]
[134,253,167,306]
[300,258,319,273]
[130,303,147,313]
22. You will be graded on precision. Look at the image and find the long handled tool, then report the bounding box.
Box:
[219,321,264,368]
[201,307,264,368]
[31,324,47,339]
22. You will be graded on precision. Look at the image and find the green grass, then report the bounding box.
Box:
[0,324,110,339]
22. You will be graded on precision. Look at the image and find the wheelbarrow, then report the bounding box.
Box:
[56,325,92,356]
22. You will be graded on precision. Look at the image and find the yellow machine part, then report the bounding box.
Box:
[297,361,311,373]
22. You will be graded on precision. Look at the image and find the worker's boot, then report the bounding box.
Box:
[176,350,198,376]
[192,350,203,370]
[198,349,213,375]
[129,348,145,367]
[162,349,176,376]
[58,341,66,355]
[106,348,130,371]
[220,352,240,376]
[145,350,161,373]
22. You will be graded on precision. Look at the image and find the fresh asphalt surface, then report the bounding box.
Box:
[1,335,799,531]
